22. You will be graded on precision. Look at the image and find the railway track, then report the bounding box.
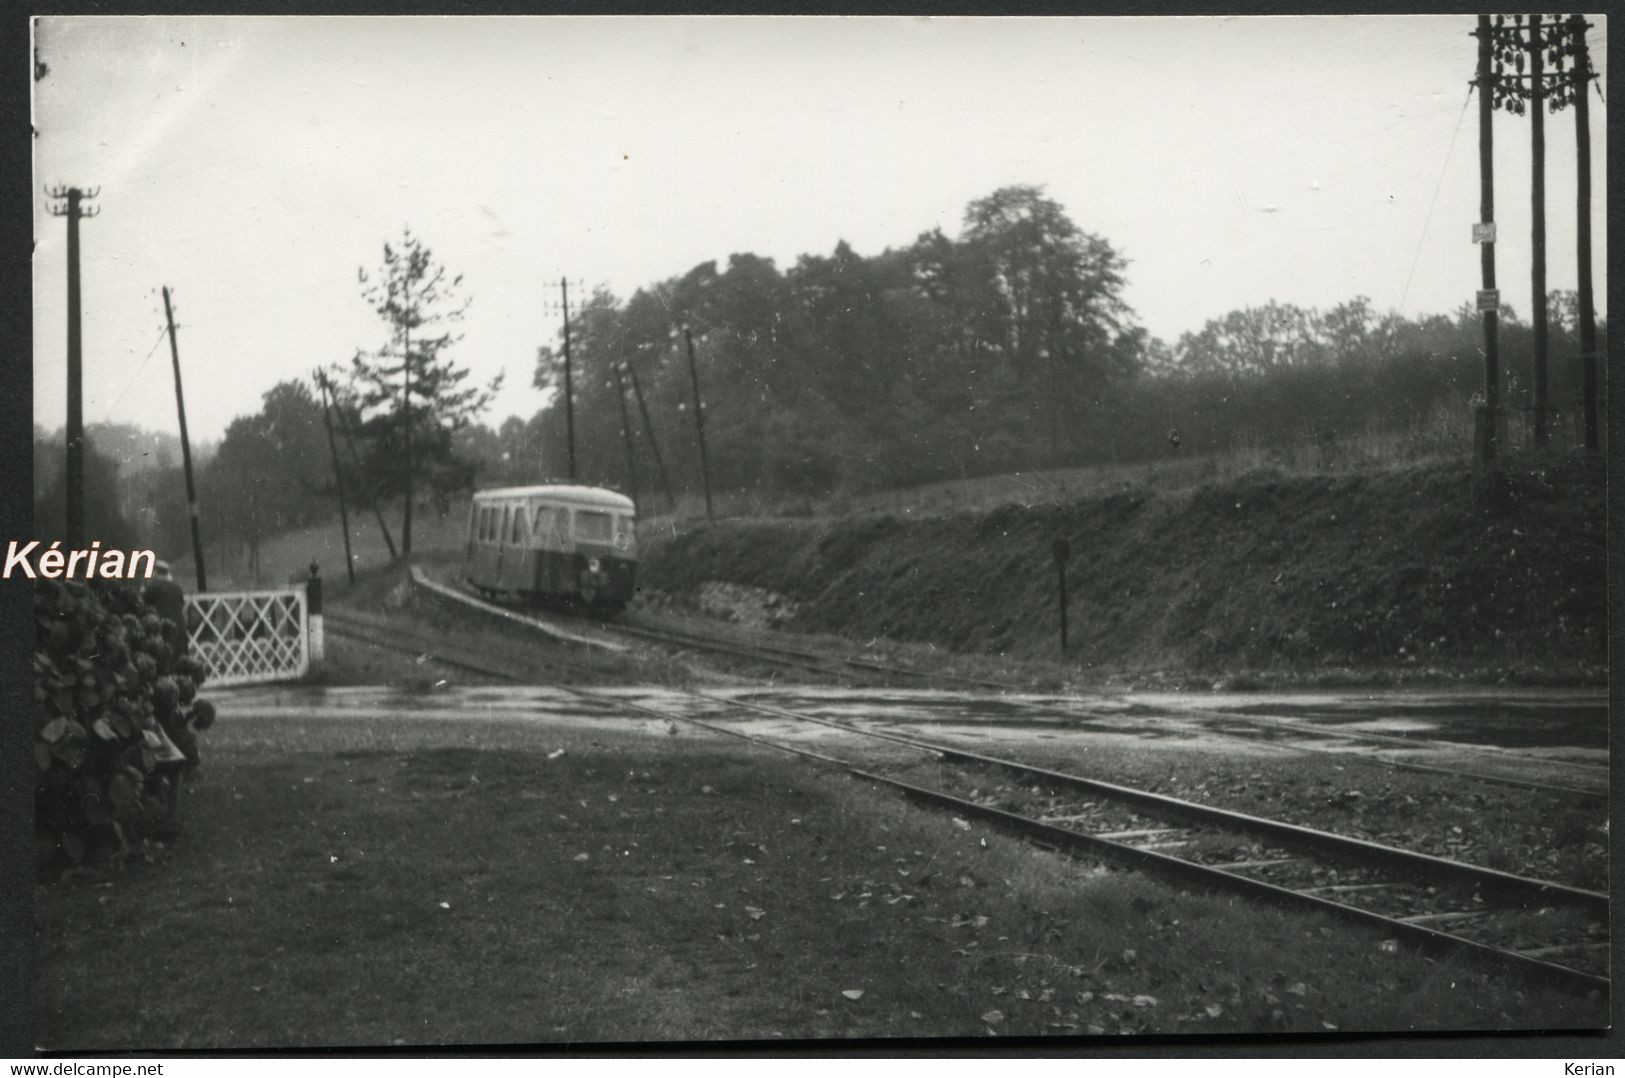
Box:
[427,576,1603,801]
[324,605,1610,997]
[608,614,1017,690]
[599,611,1606,803]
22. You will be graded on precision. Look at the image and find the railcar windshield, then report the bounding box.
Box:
[574,510,613,544]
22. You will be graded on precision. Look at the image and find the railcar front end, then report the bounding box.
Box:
[464,484,638,615]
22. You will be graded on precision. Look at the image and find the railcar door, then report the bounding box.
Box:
[470,502,501,591]
[532,504,567,596]
[494,502,513,591]
[500,498,531,593]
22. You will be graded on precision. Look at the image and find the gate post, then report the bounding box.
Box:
[306,562,324,666]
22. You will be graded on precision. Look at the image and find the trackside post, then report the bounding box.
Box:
[1052,536,1071,657]
[307,562,325,666]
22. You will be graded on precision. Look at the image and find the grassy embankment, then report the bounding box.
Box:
[638,457,1606,685]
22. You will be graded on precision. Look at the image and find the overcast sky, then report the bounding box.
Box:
[32,14,1609,445]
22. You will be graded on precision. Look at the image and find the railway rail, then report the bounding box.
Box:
[324,604,1610,997]
[600,610,1606,803]
[609,614,1016,690]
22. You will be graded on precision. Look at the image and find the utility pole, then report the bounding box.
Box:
[1474,16,1500,465]
[560,277,578,482]
[1528,14,1549,449]
[399,275,414,556]
[46,185,97,547]
[1569,13,1599,452]
[161,286,207,592]
[625,358,676,512]
[1485,13,1590,453]
[684,328,714,521]
[330,366,399,560]
[613,363,640,507]
[314,370,356,584]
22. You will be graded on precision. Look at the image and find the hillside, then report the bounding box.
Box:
[637,458,1607,684]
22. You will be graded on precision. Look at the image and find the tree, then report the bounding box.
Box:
[959,185,1136,462]
[32,431,139,554]
[351,228,500,554]
[1173,301,1326,378]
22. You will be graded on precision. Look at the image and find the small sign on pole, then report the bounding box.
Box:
[1476,289,1500,312]
[1472,222,1497,244]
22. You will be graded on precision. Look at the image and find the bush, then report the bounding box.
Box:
[33,579,216,867]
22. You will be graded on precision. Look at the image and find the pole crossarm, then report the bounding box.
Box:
[1476,14,1595,113]
[45,186,99,214]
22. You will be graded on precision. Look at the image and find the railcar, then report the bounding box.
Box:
[464,484,637,614]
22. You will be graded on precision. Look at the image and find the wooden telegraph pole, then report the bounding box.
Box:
[1473,16,1500,464]
[1484,14,1595,454]
[314,370,357,584]
[1529,14,1549,449]
[613,363,641,507]
[1569,14,1599,452]
[560,278,578,482]
[331,365,399,560]
[46,185,98,547]
[161,286,207,592]
[684,328,714,521]
[625,357,676,512]
[399,275,414,556]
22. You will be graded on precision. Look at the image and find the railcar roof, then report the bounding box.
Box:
[471,484,636,510]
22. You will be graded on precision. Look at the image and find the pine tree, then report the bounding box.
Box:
[350,228,500,554]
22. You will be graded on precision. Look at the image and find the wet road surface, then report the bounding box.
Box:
[213,683,1607,795]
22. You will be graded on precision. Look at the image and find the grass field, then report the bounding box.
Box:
[191,502,470,593]
[34,701,1605,1049]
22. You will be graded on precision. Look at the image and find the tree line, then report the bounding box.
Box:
[34,183,1605,564]
[519,184,1602,496]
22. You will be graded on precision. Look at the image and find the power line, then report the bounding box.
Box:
[96,324,169,422]
[1398,85,1473,313]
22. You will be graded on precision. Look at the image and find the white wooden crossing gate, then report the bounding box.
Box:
[186,587,310,687]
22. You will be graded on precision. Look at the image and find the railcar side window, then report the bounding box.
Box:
[511,505,526,544]
[575,510,612,544]
[500,506,511,545]
[479,507,490,542]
